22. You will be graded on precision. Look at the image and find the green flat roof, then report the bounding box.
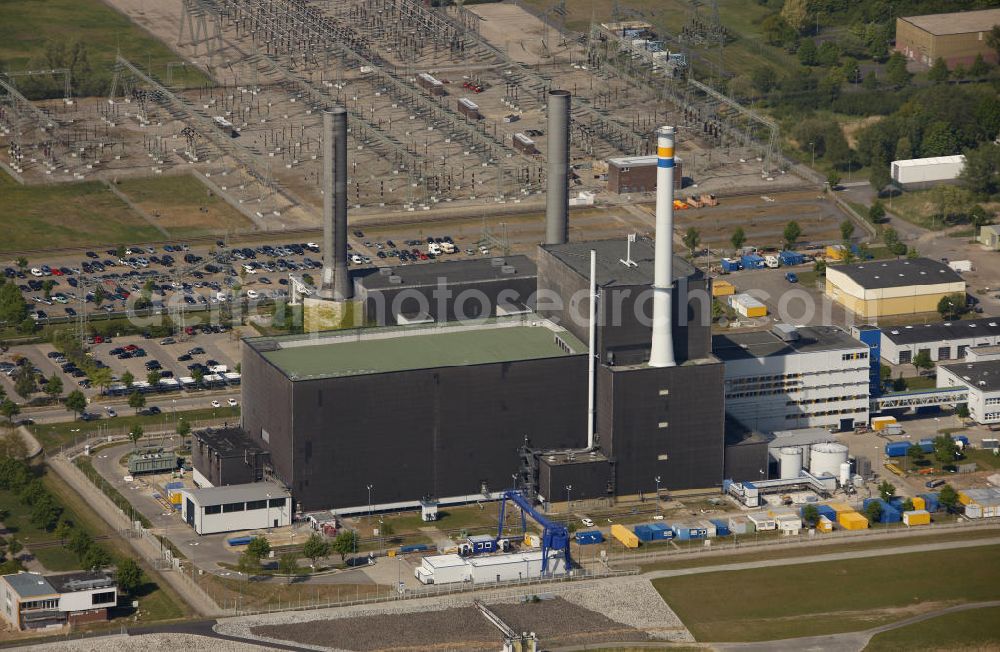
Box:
[258,324,585,380]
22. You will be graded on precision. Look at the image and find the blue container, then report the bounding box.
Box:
[721,258,742,273]
[709,519,731,536]
[802,504,837,522]
[633,524,655,542]
[888,496,905,510]
[863,499,902,523]
[648,522,673,540]
[919,493,940,512]
[885,441,912,457]
[673,525,707,541]
[227,536,252,546]
[779,251,805,266]
[953,435,969,446]
[741,254,765,269]
[575,530,604,545]
[400,543,429,553]
[165,481,184,490]
[918,438,935,453]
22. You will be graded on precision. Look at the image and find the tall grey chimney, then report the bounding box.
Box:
[320,107,352,300]
[545,90,570,245]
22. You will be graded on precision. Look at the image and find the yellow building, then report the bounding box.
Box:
[825,258,965,319]
[896,9,1000,68]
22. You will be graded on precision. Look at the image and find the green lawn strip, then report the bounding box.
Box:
[652,544,1000,642]
[864,605,1000,651]
[0,171,160,253]
[0,486,78,571]
[30,406,240,451]
[115,175,254,237]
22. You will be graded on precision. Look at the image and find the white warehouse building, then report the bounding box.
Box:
[415,550,568,585]
[879,317,1000,365]
[937,360,1000,425]
[181,482,291,535]
[713,325,870,434]
[890,155,965,190]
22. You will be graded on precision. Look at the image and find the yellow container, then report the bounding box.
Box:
[817,516,833,533]
[837,511,869,530]
[712,280,735,297]
[828,502,853,514]
[825,244,847,260]
[388,549,397,557]
[169,492,182,505]
[611,523,639,549]
[912,496,926,511]
[903,510,930,526]
[871,416,897,431]
[958,491,972,506]
[745,305,767,318]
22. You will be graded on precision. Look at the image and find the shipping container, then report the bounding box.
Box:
[912,495,926,511]
[953,435,969,447]
[649,522,674,540]
[728,515,751,535]
[817,515,834,532]
[575,530,604,545]
[227,536,253,546]
[729,293,767,318]
[918,438,935,453]
[746,513,776,531]
[902,509,930,526]
[720,258,742,273]
[697,520,717,538]
[863,498,902,523]
[740,254,765,270]
[837,511,869,530]
[611,523,639,548]
[884,441,912,457]
[872,416,897,431]
[918,493,940,513]
[775,514,802,533]
[672,524,708,540]
[825,244,848,260]
[709,518,731,536]
[828,502,854,514]
[633,524,655,542]
[712,279,735,297]
[965,503,983,519]
[779,250,805,266]
[400,543,430,553]
[891,155,965,188]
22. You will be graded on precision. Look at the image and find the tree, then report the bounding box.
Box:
[813,258,826,276]
[146,371,161,387]
[192,367,205,385]
[933,435,960,466]
[43,375,63,400]
[960,145,1000,197]
[0,431,28,461]
[868,201,886,224]
[865,500,882,524]
[968,54,990,78]
[0,283,28,325]
[128,424,144,449]
[880,364,892,383]
[986,25,1000,61]
[14,257,27,274]
[802,504,819,527]
[13,368,35,399]
[783,221,802,250]
[121,371,134,389]
[798,38,818,66]
[65,390,87,419]
[128,391,146,415]
[885,52,911,86]
[878,480,895,501]
[302,533,330,568]
[177,419,192,438]
[927,57,949,84]
[956,403,971,420]
[379,521,395,539]
[780,0,810,34]
[116,558,144,595]
[90,367,112,395]
[912,349,934,373]
[906,444,924,468]
[41,280,55,300]
[30,494,62,531]
[730,227,747,252]
[237,550,261,577]
[840,219,855,243]
[939,484,959,512]
[921,121,958,157]
[883,227,906,256]
[937,293,966,320]
[817,42,840,67]
[331,530,358,562]
[67,529,94,557]
[92,286,105,307]
[682,227,701,257]
[82,545,111,571]
[0,400,20,424]
[862,71,879,89]
[7,539,22,560]
[827,170,841,188]
[278,552,299,581]
[55,520,73,544]
[751,65,778,93]
[246,536,271,561]
[968,205,991,234]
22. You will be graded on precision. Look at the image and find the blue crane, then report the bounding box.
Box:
[496,490,571,575]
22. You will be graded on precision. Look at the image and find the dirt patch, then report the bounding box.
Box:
[842,115,883,149]
[251,597,651,651]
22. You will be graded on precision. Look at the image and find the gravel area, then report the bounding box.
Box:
[251,597,651,651]
[559,579,694,642]
[12,634,272,652]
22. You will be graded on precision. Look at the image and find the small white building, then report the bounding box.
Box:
[467,550,568,584]
[0,571,117,631]
[937,360,1000,425]
[890,155,965,190]
[180,482,291,535]
[414,554,469,585]
[880,318,1000,365]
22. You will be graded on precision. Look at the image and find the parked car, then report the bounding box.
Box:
[785,272,798,283]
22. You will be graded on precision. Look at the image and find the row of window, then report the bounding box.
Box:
[728,366,869,386]
[984,412,1000,421]
[786,395,868,406]
[204,497,286,515]
[841,352,869,360]
[785,407,864,419]
[727,385,867,400]
[92,591,116,605]
[985,397,1000,406]
[22,598,59,610]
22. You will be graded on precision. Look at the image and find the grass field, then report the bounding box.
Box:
[0,0,210,90]
[0,171,161,253]
[864,605,1000,651]
[0,481,79,571]
[30,405,241,452]
[652,544,1000,642]
[115,175,255,238]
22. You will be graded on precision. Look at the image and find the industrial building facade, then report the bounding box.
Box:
[825,258,965,318]
[0,572,117,631]
[937,360,1000,425]
[895,9,1000,68]
[714,325,871,433]
[879,317,1000,365]
[181,482,291,535]
[606,155,683,193]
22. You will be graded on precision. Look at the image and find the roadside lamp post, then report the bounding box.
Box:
[565,484,572,512]
[367,484,373,521]
[266,493,271,532]
[654,476,661,506]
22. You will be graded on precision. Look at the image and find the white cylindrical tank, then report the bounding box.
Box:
[779,447,803,480]
[839,461,852,487]
[810,442,849,478]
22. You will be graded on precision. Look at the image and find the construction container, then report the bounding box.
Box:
[828,502,854,514]
[864,499,902,523]
[912,496,926,511]
[953,435,970,447]
[728,515,751,535]
[697,520,717,538]
[740,254,766,270]
[712,279,735,297]
[524,534,541,548]
[779,250,805,266]
[825,244,848,260]
[649,522,673,540]
[801,504,837,522]
[919,493,940,513]
[817,515,834,532]
[872,416,897,431]
[775,514,802,533]
[918,438,935,453]
[746,513,776,531]
[958,491,972,506]
[611,523,639,548]
[837,511,869,530]
[672,524,708,541]
[709,519,730,536]
[965,503,983,518]
[729,293,767,318]
[227,536,252,547]
[633,524,655,542]
[891,155,965,188]
[575,530,604,545]
[400,543,430,553]
[720,258,742,273]
[884,441,912,457]
[903,509,930,526]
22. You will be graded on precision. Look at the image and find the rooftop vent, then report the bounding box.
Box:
[491,257,506,267]
[388,275,403,285]
[379,267,393,276]
[501,265,516,274]
[772,323,800,342]
[990,322,998,327]
[890,330,900,335]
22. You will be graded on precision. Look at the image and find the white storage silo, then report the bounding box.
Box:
[839,461,852,487]
[810,442,849,478]
[779,447,803,480]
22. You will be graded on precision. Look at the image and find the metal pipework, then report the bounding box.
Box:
[545,90,570,245]
[648,126,676,368]
[320,107,353,300]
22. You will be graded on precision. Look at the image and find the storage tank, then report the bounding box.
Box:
[839,461,852,487]
[810,442,849,478]
[779,447,803,479]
